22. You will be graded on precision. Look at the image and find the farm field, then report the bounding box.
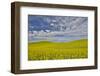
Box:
[28,39,88,60]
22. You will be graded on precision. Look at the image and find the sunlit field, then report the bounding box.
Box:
[28,39,88,60]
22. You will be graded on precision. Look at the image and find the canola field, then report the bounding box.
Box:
[28,39,88,60]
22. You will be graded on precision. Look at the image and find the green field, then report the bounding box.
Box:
[28,39,88,60]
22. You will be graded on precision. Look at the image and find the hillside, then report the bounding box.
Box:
[28,39,88,60]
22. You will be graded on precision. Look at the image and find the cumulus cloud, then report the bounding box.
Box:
[28,15,88,42]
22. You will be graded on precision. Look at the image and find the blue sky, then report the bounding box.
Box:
[28,15,88,42]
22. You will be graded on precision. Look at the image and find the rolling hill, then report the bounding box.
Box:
[28,39,88,60]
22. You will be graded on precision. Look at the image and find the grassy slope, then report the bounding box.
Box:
[28,39,88,60]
